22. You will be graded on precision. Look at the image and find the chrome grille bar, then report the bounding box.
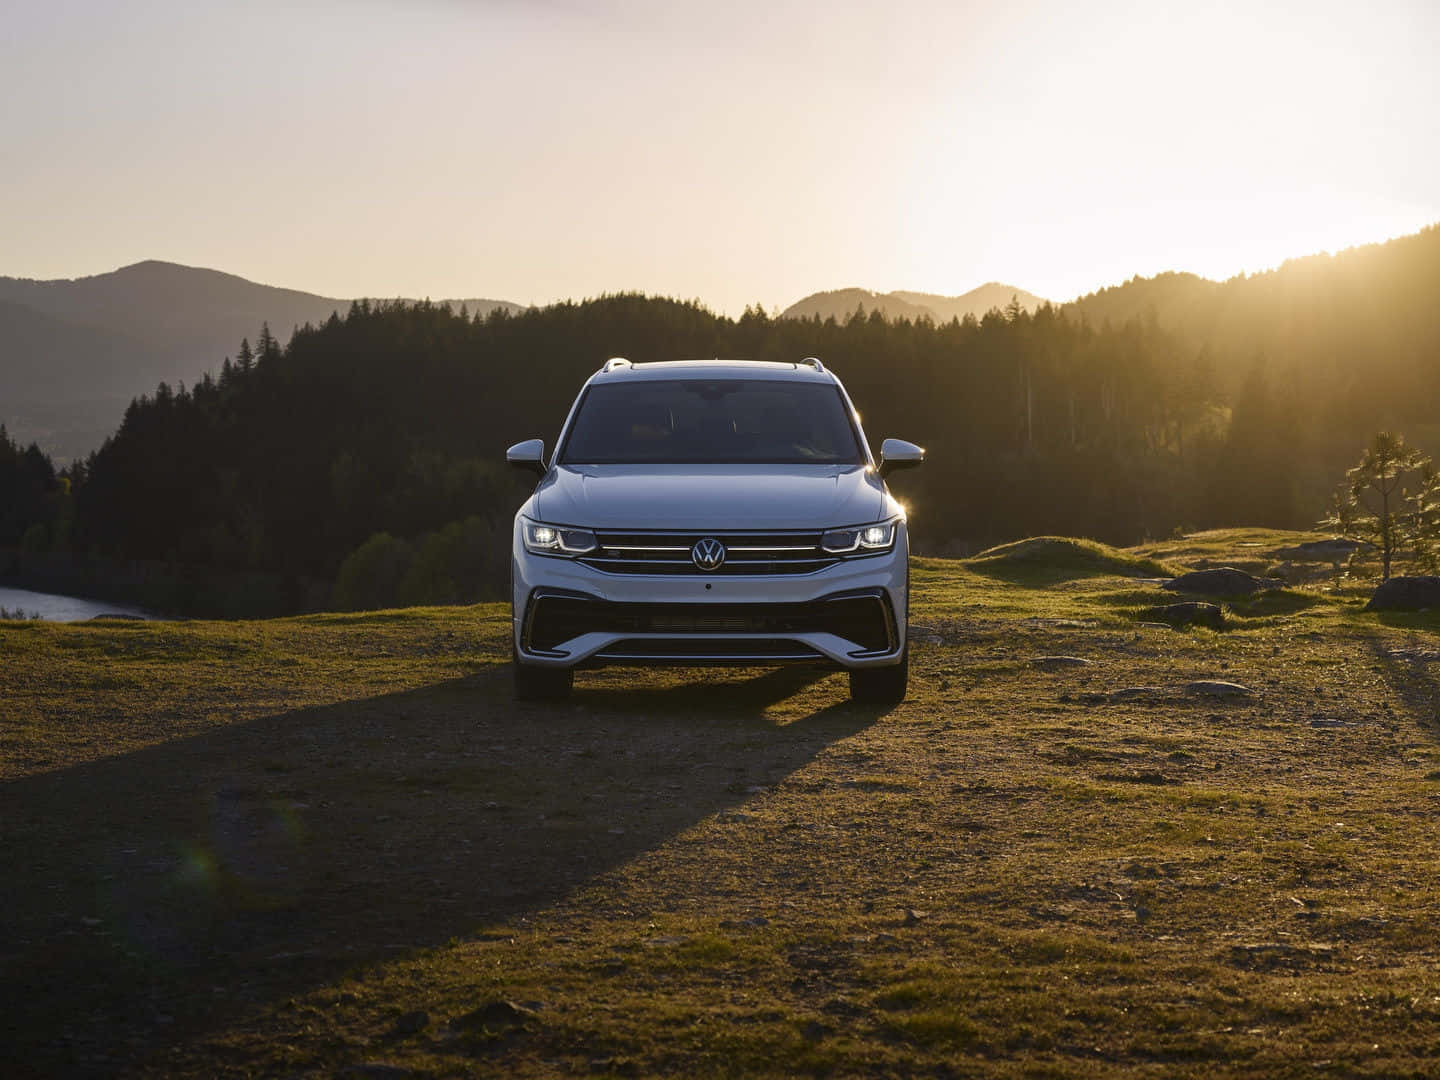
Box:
[581,529,839,576]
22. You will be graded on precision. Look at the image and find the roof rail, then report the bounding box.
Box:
[602,357,632,373]
[798,356,826,373]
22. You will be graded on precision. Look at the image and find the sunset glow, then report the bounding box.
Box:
[5,0,1437,309]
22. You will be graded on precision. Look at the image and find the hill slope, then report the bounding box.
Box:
[782,282,1046,322]
[1064,223,1440,397]
[0,261,523,460]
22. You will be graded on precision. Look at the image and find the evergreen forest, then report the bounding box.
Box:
[4,224,1438,614]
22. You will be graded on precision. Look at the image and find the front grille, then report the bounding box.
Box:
[525,592,895,655]
[580,530,840,575]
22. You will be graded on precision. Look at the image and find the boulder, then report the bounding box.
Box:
[1144,601,1225,629]
[391,1010,429,1036]
[452,999,539,1031]
[1365,576,1440,611]
[1272,538,1371,562]
[1162,568,1268,596]
[1185,680,1252,698]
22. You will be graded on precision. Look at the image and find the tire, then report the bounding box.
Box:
[512,644,573,701]
[848,647,908,704]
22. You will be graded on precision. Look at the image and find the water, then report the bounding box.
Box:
[0,586,157,623]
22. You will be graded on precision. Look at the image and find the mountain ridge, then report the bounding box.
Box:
[781,282,1047,323]
[0,260,526,461]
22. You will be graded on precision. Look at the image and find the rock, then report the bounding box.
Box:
[1098,769,1173,785]
[1386,647,1440,662]
[451,999,538,1031]
[391,1010,429,1036]
[1365,576,1440,611]
[588,1058,640,1076]
[1080,686,1166,705]
[1185,680,1252,698]
[1272,538,1370,562]
[1109,686,1163,701]
[1229,942,1336,970]
[1031,655,1092,669]
[903,908,931,924]
[1162,568,1269,596]
[1144,602,1225,629]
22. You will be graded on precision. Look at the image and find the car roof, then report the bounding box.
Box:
[588,359,836,385]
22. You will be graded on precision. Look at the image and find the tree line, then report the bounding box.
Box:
[3,224,1437,613]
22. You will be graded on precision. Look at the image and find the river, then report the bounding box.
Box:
[0,585,158,622]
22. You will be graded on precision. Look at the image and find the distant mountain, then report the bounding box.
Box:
[888,285,1048,322]
[0,260,524,461]
[781,283,1047,323]
[781,289,935,322]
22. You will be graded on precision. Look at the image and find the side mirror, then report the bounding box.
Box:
[506,439,547,477]
[878,438,924,479]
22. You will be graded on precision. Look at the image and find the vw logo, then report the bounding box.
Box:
[691,537,726,571]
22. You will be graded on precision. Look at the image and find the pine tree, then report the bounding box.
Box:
[256,323,281,364]
[1324,431,1431,580]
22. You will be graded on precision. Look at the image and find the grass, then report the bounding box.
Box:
[964,536,1180,582]
[2,527,1439,1077]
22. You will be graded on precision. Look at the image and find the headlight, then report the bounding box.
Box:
[821,519,898,554]
[522,517,597,556]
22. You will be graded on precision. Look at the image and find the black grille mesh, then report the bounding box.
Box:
[526,592,894,654]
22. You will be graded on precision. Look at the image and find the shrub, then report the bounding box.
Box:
[332,532,414,610]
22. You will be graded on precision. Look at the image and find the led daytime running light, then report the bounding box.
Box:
[522,518,598,556]
[821,519,897,554]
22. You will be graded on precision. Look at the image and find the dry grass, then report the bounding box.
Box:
[2,529,1439,1077]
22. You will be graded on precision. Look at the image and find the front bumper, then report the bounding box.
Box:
[511,524,909,669]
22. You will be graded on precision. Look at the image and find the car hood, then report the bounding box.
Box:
[532,464,888,530]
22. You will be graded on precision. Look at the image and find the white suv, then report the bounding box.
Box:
[505,357,923,703]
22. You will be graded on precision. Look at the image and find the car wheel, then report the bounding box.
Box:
[512,644,573,700]
[848,647,908,704]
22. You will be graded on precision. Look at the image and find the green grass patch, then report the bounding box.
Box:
[965,536,1179,582]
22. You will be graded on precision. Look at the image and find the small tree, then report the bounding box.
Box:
[1323,431,1432,580]
[1410,462,1440,573]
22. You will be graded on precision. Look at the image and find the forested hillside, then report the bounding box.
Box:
[1067,224,1440,410]
[0,261,522,461]
[4,222,1437,614]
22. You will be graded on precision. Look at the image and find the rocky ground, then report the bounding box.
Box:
[2,529,1439,1077]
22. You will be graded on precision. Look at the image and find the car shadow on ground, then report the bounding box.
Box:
[0,662,887,1075]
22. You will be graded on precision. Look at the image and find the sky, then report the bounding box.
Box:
[3,0,1438,313]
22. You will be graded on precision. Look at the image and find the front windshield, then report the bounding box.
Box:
[559,379,865,465]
